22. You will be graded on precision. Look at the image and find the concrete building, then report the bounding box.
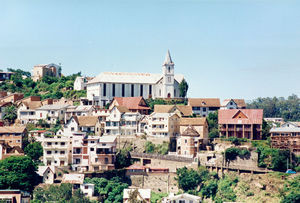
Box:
[17,96,44,124]
[84,51,185,106]
[220,99,246,109]
[105,106,142,136]
[153,104,193,117]
[42,137,71,167]
[73,76,94,91]
[32,63,61,82]
[145,112,180,137]
[72,135,117,172]
[218,109,263,140]
[0,190,31,203]
[35,104,70,124]
[179,117,209,145]
[188,98,220,117]
[109,96,150,115]
[270,126,300,155]
[62,174,95,197]
[65,105,94,122]
[0,126,26,148]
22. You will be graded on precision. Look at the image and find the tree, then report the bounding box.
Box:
[3,105,17,124]
[33,183,73,202]
[207,111,219,139]
[115,149,132,169]
[0,156,41,192]
[24,142,43,161]
[262,119,272,140]
[175,167,202,191]
[179,79,189,98]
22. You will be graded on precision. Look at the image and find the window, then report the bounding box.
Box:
[105,158,109,164]
[60,151,65,154]
[203,107,207,112]
[159,89,161,96]
[131,84,134,97]
[90,148,94,151]
[112,83,115,97]
[149,85,152,95]
[168,66,171,73]
[85,185,89,189]
[95,158,98,162]
[185,139,187,143]
[122,84,125,97]
[47,151,51,154]
[140,85,143,96]
[103,83,106,96]
[168,77,171,82]
[61,142,65,146]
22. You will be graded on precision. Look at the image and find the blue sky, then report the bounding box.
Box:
[1,0,300,100]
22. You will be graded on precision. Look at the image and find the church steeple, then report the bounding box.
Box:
[163,50,174,65]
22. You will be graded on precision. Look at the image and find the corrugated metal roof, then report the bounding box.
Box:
[218,109,263,124]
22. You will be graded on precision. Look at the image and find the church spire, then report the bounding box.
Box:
[163,50,174,65]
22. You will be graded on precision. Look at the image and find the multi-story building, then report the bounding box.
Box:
[17,96,44,124]
[105,106,142,136]
[179,117,209,145]
[0,126,26,148]
[145,112,180,137]
[72,135,117,172]
[65,105,94,122]
[188,98,220,117]
[42,137,71,167]
[35,104,70,124]
[270,126,300,155]
[218,109,263,140]
[176,126,202,158]
[220,99,246,109]
[32,63,61,82]
[73,76,94,91]
[84,51,185,106]
[153,104,193,117]
[109,97,150,115]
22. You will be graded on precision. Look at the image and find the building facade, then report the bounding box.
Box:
[32,63,61,82]
[188,98,220,117]
[218,109,263,140]
[270,126,300,155]
[85,51,184,106]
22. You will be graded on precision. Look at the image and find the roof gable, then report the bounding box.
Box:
[232,110,248,119]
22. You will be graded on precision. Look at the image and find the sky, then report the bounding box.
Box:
[0,0,300,100]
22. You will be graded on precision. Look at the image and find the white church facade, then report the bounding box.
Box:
[85,51,185,107]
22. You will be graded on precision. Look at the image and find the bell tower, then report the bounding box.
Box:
[162,50,175,98]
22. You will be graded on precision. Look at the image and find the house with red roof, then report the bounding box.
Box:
[218,109,263,140]
[109,96,150,115]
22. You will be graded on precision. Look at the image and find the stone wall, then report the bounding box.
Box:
[129,173,178,193]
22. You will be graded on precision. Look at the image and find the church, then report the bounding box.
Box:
[86,50,185,106]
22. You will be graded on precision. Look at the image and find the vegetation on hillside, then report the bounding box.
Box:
[33,183,91,203]
[84,176,129,202]
[145,141,169,155]
[0,156,41,192]
[0,69,86,100]
[207,111,219,139]
[247,94,300,121]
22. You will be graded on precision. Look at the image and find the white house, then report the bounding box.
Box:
[74,76,87,91]
[80,184,95,197]
[37,166,55,184]
[162,193,202,203]
[42,137,71,167]
[105,106,142,136]
[65,105,94,122]
[35,104,70,124]
[145,112,180,137]
[84,50,185,106]
[220,99,246,109]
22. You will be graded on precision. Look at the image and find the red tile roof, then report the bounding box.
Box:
[218,109,263,125]
[113,97,150,110]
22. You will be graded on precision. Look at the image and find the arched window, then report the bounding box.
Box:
[168,67,171,73]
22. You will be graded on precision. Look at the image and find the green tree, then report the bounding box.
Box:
[0,156,41,192]
[207,111,219,139]
[175,167,202,191]
[115,149,132,169]
[24,142,43,161]
[214,175,238,203]
[3,105,17,124]
[145,141,156,153]
[179,79,189,97]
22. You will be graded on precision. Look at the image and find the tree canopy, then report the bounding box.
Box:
[24,142,43,162]
[179,79,189,98]
[0,156,41,192]
[247,94,300,121]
